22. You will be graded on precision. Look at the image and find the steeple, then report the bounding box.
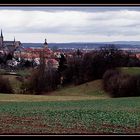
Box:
[14,36,15,42]
[0,29,3,48]
[44,38,48,48]
[44,38,48,45]
[1,29,3,38]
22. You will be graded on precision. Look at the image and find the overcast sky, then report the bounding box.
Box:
[0,6,140,43]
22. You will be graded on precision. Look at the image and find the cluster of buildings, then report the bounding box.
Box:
[19,39,60,69]
[0,30,60,69]
[1,29,140,70]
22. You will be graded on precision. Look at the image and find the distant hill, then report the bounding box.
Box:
[22,42,140,50]
[22,43,43,48]
[111,41,140,45]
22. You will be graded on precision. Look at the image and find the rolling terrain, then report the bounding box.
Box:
[0,67,140,134]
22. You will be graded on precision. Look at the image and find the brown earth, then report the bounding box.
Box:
[0,114,139,135]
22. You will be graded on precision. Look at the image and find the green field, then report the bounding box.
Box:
[121,67,140,75]
[0,97,140,134]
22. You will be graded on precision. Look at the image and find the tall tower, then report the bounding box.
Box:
[13,37,16,48]
[44,38,48,48]
[14,36,15,42]
[0,29,3,48]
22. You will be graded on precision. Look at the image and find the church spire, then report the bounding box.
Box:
[44,38,48,45]
[14,36,15,42]
[43,38,48,48]
[1,29,3,38]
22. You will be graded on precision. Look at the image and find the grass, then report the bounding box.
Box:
[50,80,105,97]
[0,93,107,102]
[0,68,31,93]
[0,69,6,75]
[0,97,140,134]
[121,67,140,76]
[16,68,31,77]
[0,75,107,98]
[1,75,22,94]
[0,78,107,102]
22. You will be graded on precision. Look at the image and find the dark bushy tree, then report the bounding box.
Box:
[0,76,13,94]
[21,51,60,94]
[58,53,67,73]
[24,67,60,94]
[62,56,84,85]
[83,45,124,80]
[62,45,125,85]
[103,69,140,97]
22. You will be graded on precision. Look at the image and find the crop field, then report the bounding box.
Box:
[0,97,140,134]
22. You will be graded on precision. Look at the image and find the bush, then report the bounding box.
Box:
[130,75,140,96]
[0,76,13,94]
[62,56,85,85]
[103,69,140,97]
[20,51,61,94]
[102,69,121,94]
[21,67,60,94]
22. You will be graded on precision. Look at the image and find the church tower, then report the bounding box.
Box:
[0,29,3,48]
[44,38,48,48]
[13,37,16,48]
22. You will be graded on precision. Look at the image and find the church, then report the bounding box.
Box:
[0,30,21,54]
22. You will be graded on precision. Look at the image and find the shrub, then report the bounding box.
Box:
[22,67,60,94]
[103,69,140,97]
[0,76,13,94]
[22,55,60,94]
[16,76,24,82]
[130,75,140,96]
[62,56,85,85]
[102,69,121,94]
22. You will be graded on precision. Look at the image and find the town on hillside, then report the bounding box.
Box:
[0,30,62,71]
[0,29,140,74]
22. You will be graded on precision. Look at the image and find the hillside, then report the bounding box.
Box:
[1,67,140,97]
[0,80,107,102]
[49,80,105,97]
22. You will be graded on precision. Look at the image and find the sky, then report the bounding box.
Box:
[0,6,140,43]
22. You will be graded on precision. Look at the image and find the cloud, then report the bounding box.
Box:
[0,10,89,33]
[0,7,140,42]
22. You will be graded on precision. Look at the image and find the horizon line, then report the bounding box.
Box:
[21,41,140,43]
